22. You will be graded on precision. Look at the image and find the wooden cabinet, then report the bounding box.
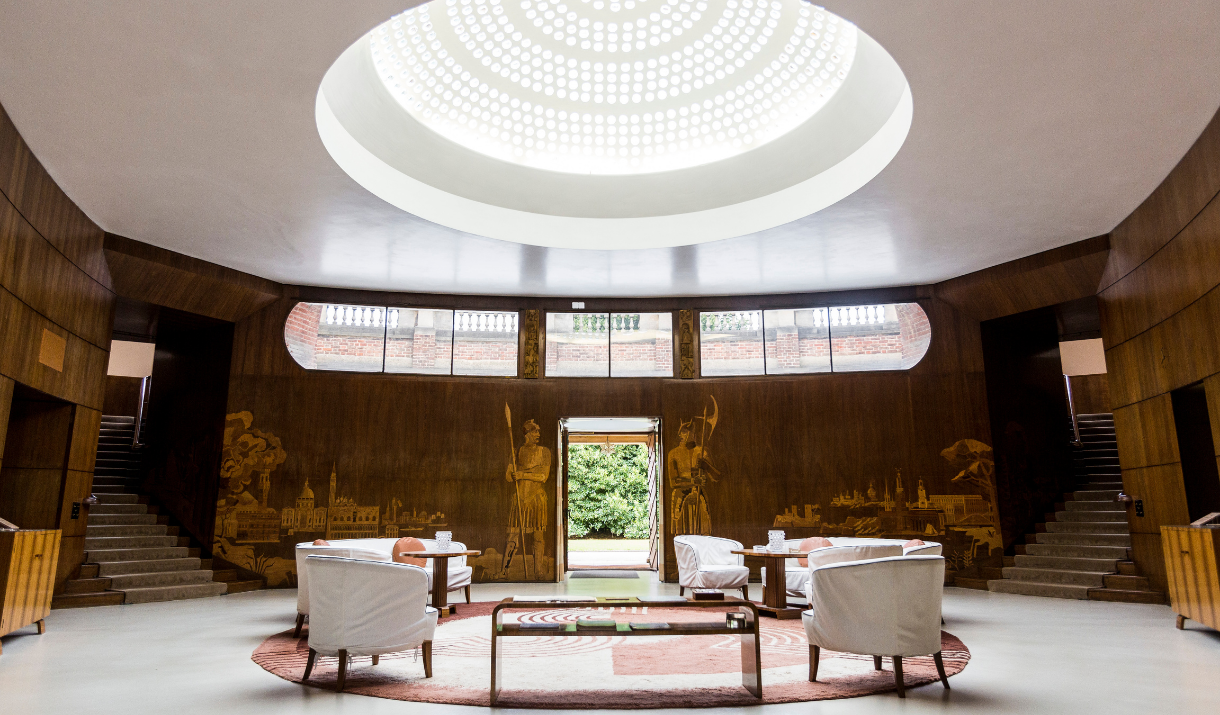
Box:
[1161,525,1220,631]
[0,529,61,653]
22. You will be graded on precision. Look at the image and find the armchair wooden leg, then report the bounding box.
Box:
[336,650,348,692]
[1177,614,1186,629]
[465,584,472,604]
[933,651,950,689]
[892,656,905,698]
[422,640,434,678]
[293,613,305,639]
[302,649,317,681]
[740,586,748,601]
[678,586,684,597]
[873,655,883,671]
[36,619,46,635]
[808,644,820,682]
[372,655,379,666]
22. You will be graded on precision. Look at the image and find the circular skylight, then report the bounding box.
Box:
[370,0,857,174]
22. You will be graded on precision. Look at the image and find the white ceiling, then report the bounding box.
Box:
[2,1,1219,298]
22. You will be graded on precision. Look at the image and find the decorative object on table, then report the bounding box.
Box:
[767,530,786,552]
[673,534,749,600]
[753,545,767,551]
[628,622,671,630]
[302,555,436,692]
[575,619,618,629]
[726,612,747,629]
[804,555,949,698]
[692,588,725,601]
[434,531,452,551]
[254,600,972,708]
[518,622,562,630]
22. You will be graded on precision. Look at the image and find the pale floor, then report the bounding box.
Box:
[1,577,1218,715]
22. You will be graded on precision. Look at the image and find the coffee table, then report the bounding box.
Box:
[731,548,811,619]
[399,549,481,617]
[490,596,761,704]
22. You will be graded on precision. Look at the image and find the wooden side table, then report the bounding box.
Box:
[732,548,810,620]
[399,549,481,617]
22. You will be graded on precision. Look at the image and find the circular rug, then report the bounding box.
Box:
[253,602,970,708]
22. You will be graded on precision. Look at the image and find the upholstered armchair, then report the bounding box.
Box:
[302,555,438,692]
[417,538,473,605]
[673,535,749,599]
[293,541,391,637]
[803,555,949,697]
[800,540,905,603]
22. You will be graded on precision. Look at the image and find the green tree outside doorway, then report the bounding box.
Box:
[567,443,649,538]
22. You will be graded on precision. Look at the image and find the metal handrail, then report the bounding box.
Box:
[1064,374,1082,447]
[133,376,149,447]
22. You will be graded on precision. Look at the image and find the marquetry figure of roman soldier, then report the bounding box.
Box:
[667,419,718,535]
[503,419,551,571]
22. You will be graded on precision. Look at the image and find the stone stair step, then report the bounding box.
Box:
[1054,510,1128,523]
[1074,489,1121,501]
[988,579,1091,600]
[78,564,100,579]
[86,546,189,562]
[1087,588,1166,604]
[1117,561,1138,575]
[951,577,990,590]
[93,493,140,505]
[96,557,202,577]
[118,582,228,605]
[1064,500,1124,512]
[1082,481,1123,489]
[1002,567,1108,587]
[88,513,158,526]
[1014,554,1119,572]
[84,535,179,550]
[1024,543,1130,559]
[51,592,126,609]
[86,524,168,538]
[89,503,149,515]
[63,577,113,594]
[108,570,217,590]
[1036,532,1131,547]
[221,580,264,595]
[1103,574,1152,590]
[1045,521,1129,534]
[90,485,134,494]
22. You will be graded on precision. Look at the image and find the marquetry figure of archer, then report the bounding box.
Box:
[503,419,551,572]
[667,398,720,535]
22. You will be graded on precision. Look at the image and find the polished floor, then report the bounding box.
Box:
[1,576,1217,714]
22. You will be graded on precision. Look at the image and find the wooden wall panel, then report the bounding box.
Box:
[102,376,143,417]
[104,234,281,322]
[1100,110,1220,291]
[1206,374,1220,464]
[1131,532,1170,597]
[0,105,110,289]
[1112,395,1179,470]
[1068,374,1110,415]
[1099,194,1220,347]
[0,101,114,589]
[0,376,13,462]
[1098,103,1220,588]
[214,295,999,588]
[934,236,1109,322]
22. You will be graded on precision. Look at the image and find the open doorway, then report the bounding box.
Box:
[556,417,662,575]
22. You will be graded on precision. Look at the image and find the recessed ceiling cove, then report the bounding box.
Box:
[317,1,911,249]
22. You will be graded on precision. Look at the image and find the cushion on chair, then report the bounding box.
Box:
[796,537,833,567]
[312,539,330,546]
[393,537,427,567]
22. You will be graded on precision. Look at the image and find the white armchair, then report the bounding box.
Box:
[292,537,474,636]
[673,535,749,599]
[302,555,438,691]
[802,555,949,697]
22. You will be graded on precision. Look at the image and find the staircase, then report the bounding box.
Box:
[53,415,259,608]
[987,413,1164,603]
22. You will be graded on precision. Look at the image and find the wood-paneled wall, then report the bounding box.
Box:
[1098,106,1220,591]
[212,294,999,587]
[1068,374,1111,416]
[0,103,115,590]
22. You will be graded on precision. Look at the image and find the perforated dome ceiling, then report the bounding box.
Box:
[369,0,858,174]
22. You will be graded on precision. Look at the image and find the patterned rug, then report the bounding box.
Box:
[253,602,970,708]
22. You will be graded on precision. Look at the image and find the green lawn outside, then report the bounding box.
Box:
[568,539,649,552]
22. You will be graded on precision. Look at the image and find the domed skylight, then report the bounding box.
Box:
[370,0,857,174]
